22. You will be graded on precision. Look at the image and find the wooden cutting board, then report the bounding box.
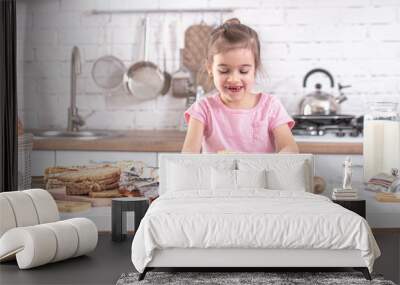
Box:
[182,23,214,92]
[375,192,400,203]
[89,189,122,198]
[56,200,92,213]
[183,24,212,74]
[47,187,113,207]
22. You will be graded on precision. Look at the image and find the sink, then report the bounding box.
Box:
[33,130,121,140]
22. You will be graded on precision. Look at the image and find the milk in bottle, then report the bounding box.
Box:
[363,102,400,182]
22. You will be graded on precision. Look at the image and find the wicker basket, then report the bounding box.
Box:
[18,133,33,190]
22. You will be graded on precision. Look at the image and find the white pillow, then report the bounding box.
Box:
[266,162,308,191]
[211,169,268,190]
[167,162,211,191]
[211,168,236,190]
[238,158,311,192]
[237,169,267,189]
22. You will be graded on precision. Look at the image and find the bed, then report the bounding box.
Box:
[131,153,380,281]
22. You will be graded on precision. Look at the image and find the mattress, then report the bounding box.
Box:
[131,190,380,273]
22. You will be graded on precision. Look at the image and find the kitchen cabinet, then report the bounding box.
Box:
[59,206,136,233]
[31,150,56,176]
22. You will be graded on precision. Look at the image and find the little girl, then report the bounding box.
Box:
[182,18,299,154]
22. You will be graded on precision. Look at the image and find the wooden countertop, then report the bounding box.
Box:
[297,141,362,154]
[32,130,363,154]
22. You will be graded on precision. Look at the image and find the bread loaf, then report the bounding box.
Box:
[45,164,122,196]
[45,166,80,175]
[58,166,121,182]
[96,176,120,186]
[65,181,95,195]
[46,178,66,189]
[65,180,120,195]
[44,166,80,183]
[89,181,120,192]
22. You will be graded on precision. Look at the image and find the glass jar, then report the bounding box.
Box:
[363,102,400,182]
[389,168,400,196]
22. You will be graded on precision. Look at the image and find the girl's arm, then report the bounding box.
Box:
[272,124,299,153]
[181,117,204,153]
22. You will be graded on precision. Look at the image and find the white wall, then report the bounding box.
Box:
[17,0,400,130]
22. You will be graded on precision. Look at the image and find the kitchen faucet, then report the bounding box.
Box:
[67,46,85,132]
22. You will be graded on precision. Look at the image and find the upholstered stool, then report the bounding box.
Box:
[0,189,98,269]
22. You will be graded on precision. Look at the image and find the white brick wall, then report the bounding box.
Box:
[17,0,400,130]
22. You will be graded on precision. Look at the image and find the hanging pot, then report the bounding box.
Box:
[123,16,165,100]
[298,68,350,115]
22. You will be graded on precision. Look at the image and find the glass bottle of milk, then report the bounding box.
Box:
[363,102,400,182]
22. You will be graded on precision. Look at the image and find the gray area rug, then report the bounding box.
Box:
[116,271,396,285]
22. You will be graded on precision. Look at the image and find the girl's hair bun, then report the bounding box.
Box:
[206,17,262,72]
[223,18,241,25]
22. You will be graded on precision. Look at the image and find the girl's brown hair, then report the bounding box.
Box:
[206,18,261,71]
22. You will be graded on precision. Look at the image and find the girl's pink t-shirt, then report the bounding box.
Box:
[184,92,295,153]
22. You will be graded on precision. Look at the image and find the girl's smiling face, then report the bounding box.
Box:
[209,48,256,105]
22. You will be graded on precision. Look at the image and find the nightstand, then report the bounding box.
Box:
[111,197,149,242]
[332,199,366,218]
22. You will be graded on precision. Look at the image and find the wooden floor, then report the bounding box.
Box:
[0,233,134,285]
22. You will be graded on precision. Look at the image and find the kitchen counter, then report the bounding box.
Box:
[295,134,363,154]
[31,130,363,154]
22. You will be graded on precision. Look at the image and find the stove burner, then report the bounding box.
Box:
[336,131,345,137]
[292,121,362,137]
[350,130,359,137]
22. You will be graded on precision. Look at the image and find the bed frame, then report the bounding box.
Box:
[140,248,371,280]
[138,154,371,281]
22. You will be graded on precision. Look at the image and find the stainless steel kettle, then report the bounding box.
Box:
[299,68,350,115]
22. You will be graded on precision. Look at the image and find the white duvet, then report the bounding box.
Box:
[131,190,380,273]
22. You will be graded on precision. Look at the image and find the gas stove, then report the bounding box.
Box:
[292,114,364,137]
[292,123,362,137]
